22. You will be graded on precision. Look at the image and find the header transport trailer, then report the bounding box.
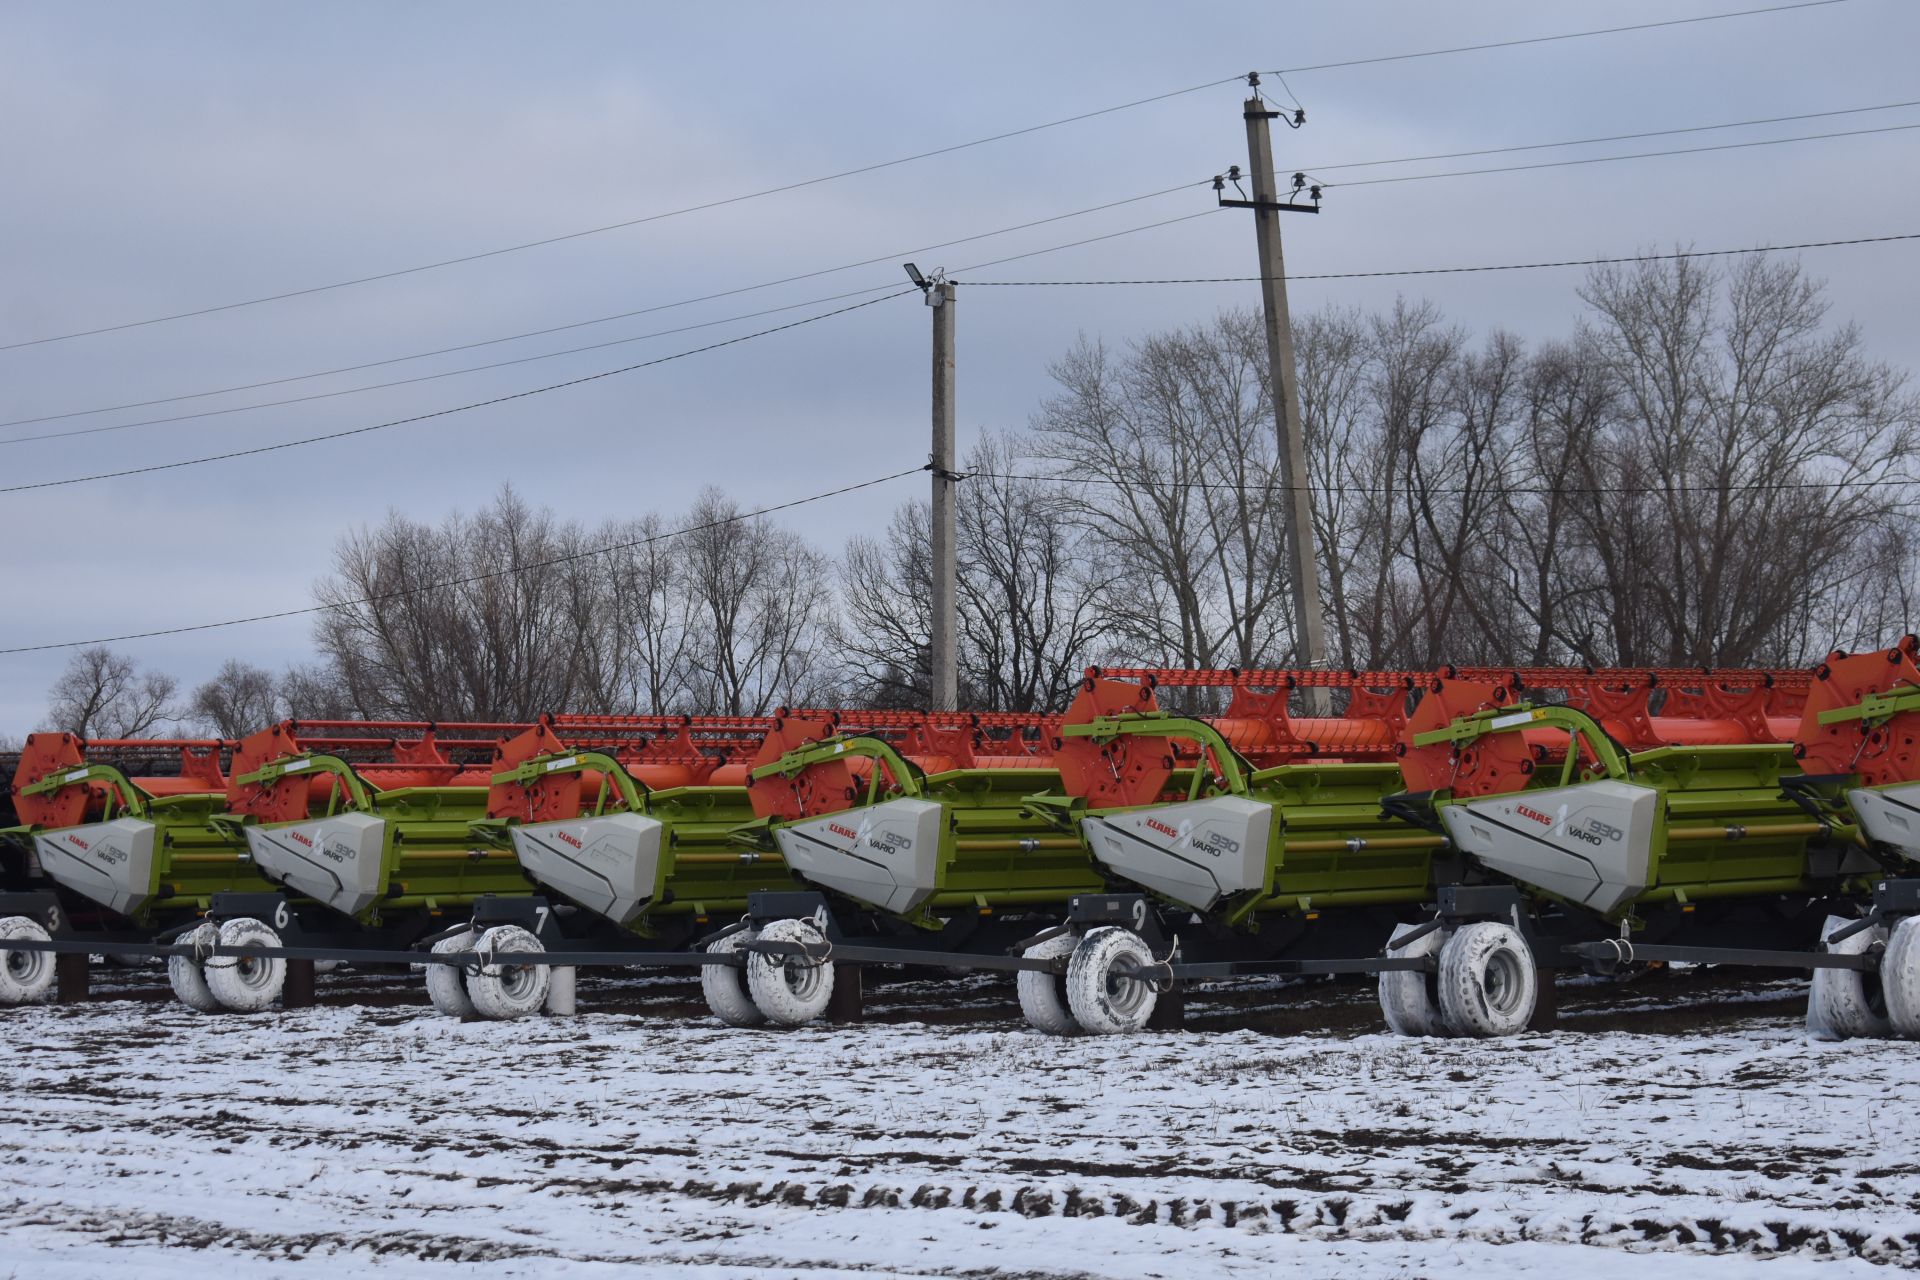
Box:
[3,656,1903,1039]
[0,733,276,1007]
[446,713,785,1019]
[1024,666,1441,1036]
[220,714,809,1019]
[697,709,1083,1028]
[1389,666,1899,1037]
[173,719,535,1013]
[1787,638,1920,1039]
[703,667,1812,1037]
[985,666,1822,1038]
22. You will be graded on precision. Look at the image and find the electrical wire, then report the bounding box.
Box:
[968,469,1920,498]
[0,465,930,655]
[8,222,1909,480]
[1324,120,1920,189]
[1295,98,1920,175]
[0,290,916,495]
[0,180,1211,436]
[3,206,1224,449]
[1270,0,1850,74]
[0,1,1845,352]
[16,97,1907,437]
[0,286,908,446]
[950,233,1920,286]
[0,84,1245,353]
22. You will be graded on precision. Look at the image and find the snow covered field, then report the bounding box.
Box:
[2,970,1914,1278]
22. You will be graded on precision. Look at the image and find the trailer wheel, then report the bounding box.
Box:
[1807,914,1890,1041]
[746,918,834,1027]
[1437,922,1536,1038]
[425,929,478,1019]
[167,923,223,1013]
[464,925,551,1020]
[1883,916,1920,1038]
[201,917,286,1012]
[1378,921,1451,1037]
[1016,932,1080,1035]
[1066,927,1159,1035]
[700,927,765,1027]
[0,916,57,1006]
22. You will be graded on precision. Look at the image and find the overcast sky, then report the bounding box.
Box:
[1,0,1915,730]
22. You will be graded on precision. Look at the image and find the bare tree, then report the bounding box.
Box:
[682,487,834,715]
[1297,305,1380,667]
[836,501,933,708]
[1568,253,1918,665]
[269,257,1915,722]
[44,647,178,738]
[188,659,280,738]
[185,659,354,733]
[278,662,357,720]
[958,432,1106,711]
[1032,313,1294,669]
[575,514,697,715]
[313,486,597,720]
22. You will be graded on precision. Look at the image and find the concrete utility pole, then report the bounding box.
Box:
[927,276,959,711]
[1229,77,1331,705]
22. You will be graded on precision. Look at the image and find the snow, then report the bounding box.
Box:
[1,971,1913,1278]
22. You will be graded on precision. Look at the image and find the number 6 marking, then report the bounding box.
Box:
[273,900,291,931]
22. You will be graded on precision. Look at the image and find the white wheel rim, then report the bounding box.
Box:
[231,957,276,992]
[1103,957,1152,1018]
[1482,948,1527,1017]
[6,951,41,981]
[781,960,824,1000]
[494,960,541,1002]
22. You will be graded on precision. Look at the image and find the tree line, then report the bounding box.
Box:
[37,252,1919,738]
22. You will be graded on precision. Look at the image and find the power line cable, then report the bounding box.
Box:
[0,86,1246,353]
[0,286,906,446]
[1270,0,1849,74]
[8,223,1906,460]
[952,233,1920,286]
[970,469,1920,498]
[0,466,929,655]
[1322,120,1920,189]
[0,291,916,495]
[4,207,1224,449]
[0,1,1845,353]
[15,97,1905,437]
[1296,98,1920,174]
[0,180,1210,435]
